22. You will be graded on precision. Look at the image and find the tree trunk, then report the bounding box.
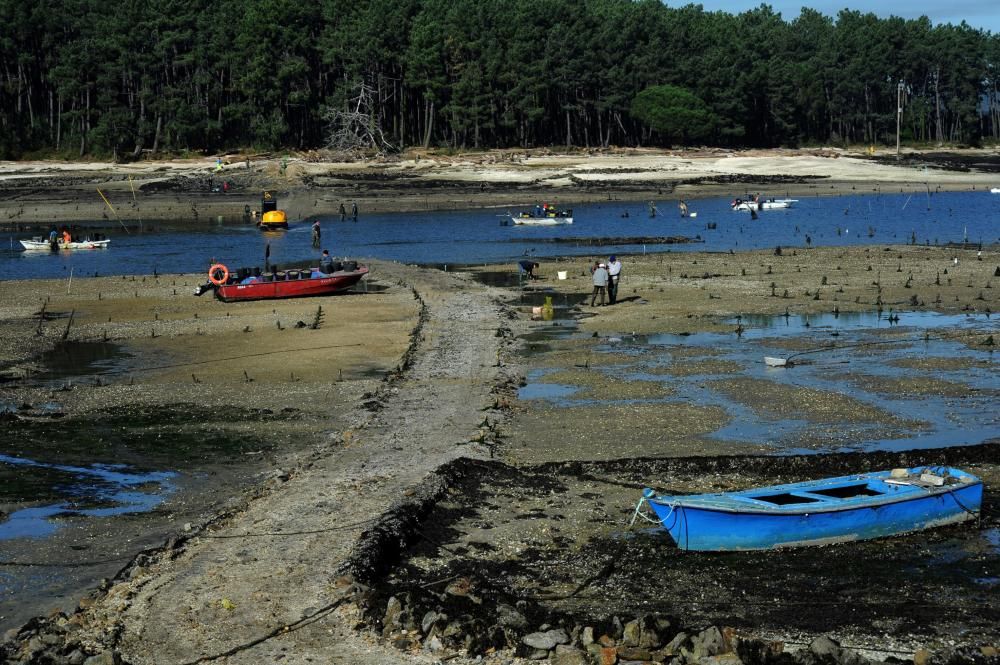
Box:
[422,98,434,148]
[934,65,942,143]
[565,108,571,146]
[152,113,162,152]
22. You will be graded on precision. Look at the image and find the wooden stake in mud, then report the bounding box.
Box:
[128,175,143,232]
[62,309,75,340]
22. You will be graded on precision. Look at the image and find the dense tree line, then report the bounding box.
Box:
[1,0,998,158]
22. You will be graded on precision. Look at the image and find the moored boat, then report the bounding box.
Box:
[510,203,573,226]
[731,197,797,211]
[634,466,982,551]
[20,236,111,251]
[194,261,368,302]
[258,190,288,230]
[990,187,1000,194]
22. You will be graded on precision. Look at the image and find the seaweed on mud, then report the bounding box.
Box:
[2,403,287,468]
[375,447,1000,648]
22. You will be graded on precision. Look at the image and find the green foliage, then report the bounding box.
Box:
[630,85,718,144]
[0,0,998,156]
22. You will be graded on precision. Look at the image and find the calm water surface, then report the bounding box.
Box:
[2,191,998,280]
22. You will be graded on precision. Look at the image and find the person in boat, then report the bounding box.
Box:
[606,255,622,304]
[591,263,608,307]
[534,204,543,218]
[48,227,58,243]
[311,220,321,248]
[518,260,539,279]
[62,228,72,243]
[319,250,335,273]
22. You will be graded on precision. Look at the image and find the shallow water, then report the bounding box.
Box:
[519,310,999,454]
[3,191,998,280]
[0,454,175,540]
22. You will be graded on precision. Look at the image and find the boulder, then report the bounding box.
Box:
[692,626,728,659]
[550,644,590,665]
[522,628,570,651]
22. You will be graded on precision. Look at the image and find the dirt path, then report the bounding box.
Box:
[65,267,521,664]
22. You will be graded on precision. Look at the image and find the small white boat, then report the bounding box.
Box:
[732,198,797,211]
[763,356,788,367]
[990,187,1000,194]
[20,237,111,251]
[512,216,573,226]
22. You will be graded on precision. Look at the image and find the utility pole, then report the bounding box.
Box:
[896,81,904,159]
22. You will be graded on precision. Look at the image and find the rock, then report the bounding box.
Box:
[550,644,589,665]
[912,648,932,665]
[527,647,549,660]
[621,619,641,647]
[421,610,440,634]
[692,626,728,659]
[424,635,444,653]
[522,628,570,651]
[83,652,119,665]
[663,631,691,655]
[580,626,595,646]
[618,646,652,660]
[382,596,402,633]
[809,636,842,660]
[587,643,618,665]
[981,647,997,658]
[67,649,87,665]
[496,603,528,630]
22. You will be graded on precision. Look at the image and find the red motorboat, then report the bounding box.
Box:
[195,262,368,302]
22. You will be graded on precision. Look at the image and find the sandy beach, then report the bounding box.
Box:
[2,147,999,229]
[1,150,999,665]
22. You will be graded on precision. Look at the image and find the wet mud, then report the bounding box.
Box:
[377,445,1000,654]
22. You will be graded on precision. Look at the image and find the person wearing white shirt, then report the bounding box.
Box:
[606,255,622,304]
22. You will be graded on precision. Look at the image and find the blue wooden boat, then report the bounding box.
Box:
[636,466,982,551]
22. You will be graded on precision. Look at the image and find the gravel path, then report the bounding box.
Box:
[72,267,521,664]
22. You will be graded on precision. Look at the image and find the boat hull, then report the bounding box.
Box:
[646,467,982,551]
[20,239,110,251]
[512,217,573,226]
[215,267,368,302]
[732,200,795,211]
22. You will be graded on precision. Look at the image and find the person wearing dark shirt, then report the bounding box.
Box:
[319,250,334,273]
[518,260,539,279]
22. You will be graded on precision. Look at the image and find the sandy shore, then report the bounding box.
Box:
[2,147,999,228]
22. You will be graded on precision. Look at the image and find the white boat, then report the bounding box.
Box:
[990,187,1000,194]
[20,237,111,251]
[513,218,573,226]
[732,198,797,211]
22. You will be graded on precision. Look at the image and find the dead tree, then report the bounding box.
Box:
[323,82,394,157]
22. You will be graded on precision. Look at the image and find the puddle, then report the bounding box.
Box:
[36,341,131,384]
[0,454,176,540]
[728,310,995,337]
[517,309,998,454]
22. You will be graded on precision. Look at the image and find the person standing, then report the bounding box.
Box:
[319,250,334,273]
[606,255,622,304]
[311,220,321,248]
[351,201,358,221]
[339,202,347,222]
[591,262,608,307]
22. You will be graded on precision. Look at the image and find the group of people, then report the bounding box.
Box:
[590,255,622,306]
[48,227,73,244]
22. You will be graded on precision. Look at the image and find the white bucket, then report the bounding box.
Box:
[557,271,568,280]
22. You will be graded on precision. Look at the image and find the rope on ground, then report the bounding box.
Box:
[198,517,378,539]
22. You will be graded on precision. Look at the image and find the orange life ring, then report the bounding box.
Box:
[208,263,229,286]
